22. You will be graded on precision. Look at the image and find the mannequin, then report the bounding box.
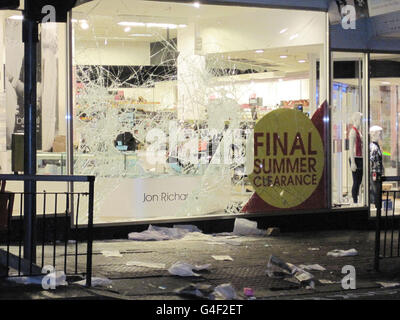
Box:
[369,126,384,207]
[349,112,363,204]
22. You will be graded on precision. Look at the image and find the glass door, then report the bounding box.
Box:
[331,52,368,208]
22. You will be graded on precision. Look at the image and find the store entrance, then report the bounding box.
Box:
[331,52,368,209]
[370,53,400,216]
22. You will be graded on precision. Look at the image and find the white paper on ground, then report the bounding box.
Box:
[168,261,211,277]
[327,249,358,257]
[75,277,112,287]
[212,255,234,261]
[126,261,166,269]
[213,283,237,300]
[298,264,326,271]
[232,218,266,236]
[319,279,336,284]
[128,224,201,241]
[7,271,68,286]
[308,248,320,251]
[101,250,123,257]
[377,282,400,288]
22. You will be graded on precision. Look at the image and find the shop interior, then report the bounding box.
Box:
[1,0,330,223]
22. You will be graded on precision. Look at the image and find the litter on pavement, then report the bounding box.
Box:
[212,255,234,261]
[308,248,320,251]
[175,283,215,299]
[298,264,326,271]
[126,261,166,269]
[6,271,68,287]
[128,224,202,241]
[266,255,314,288]
[327,249,358,257]
[213,283,238,300]
[243,287,254,297]
[75,277,112,287]
[232,218,266,236]
[168,261,211,277]
[101,250,123,257]
[376,282,400,288]
[266,227,280,236]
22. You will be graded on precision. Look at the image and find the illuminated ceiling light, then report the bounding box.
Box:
[146,23,177,29]
[118,21,146,27]
[193,2,200,8]
[289,34,299,40]
[80,20,89,30]
[298,59,307,63]
[381,81,391,85]
[71,18,78,23]
[124,27,131,32]
[9,15,23,20]
[255,49,264,54]
[129,33,153,37]
[280,55,288,59]
[178,24,187,28]
[104,38,108,45]
[280,28,288,34]
[278,79,284,82]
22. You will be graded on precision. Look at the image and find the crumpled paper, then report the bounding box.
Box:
[168,261,211,277]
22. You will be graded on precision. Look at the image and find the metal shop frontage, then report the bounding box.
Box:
[1,0,400,234]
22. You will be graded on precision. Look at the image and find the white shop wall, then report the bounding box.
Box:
[74,40,151,66]
[198,10,326,54]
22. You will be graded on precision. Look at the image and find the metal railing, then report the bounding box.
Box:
[374,176,400,271]
[0,174,95,286]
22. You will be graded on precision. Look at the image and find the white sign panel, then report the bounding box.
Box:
[96,176,206,221]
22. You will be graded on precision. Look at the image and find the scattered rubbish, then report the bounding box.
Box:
[158,286,166,290]
[128,224,202,241]
[264,244,271,247]
[75,277,112,287]
[126,261,166,269]
[319,279,337,284]
[168,261,211,277]
[308,248,320,251]
[212,255,233,261]
[175,283,215,299]
[232,218,266,236]
[266,227,280,237]
[213,283,237,300]
[101,250,123,257]
[298,264,326,271]
[243,287,254,297]
[6,271,68,287]
[327,249,358,257]
[266,255,314,288]
[377,282,400,288]
[305,281,315,290]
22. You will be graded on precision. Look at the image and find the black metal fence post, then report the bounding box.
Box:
[86,176,95,287]
[374,175,383,271]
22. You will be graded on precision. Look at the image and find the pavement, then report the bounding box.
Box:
[1,228,400,301]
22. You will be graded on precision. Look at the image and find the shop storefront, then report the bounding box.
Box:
[0,0,399,227]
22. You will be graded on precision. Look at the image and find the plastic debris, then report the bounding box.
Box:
[128,224,202,241]
[75,277,112,287]
[298,264,326,271]
[212,255,233,261]
[327,249,358,257]
[243,287,254,297]
[126,261,166,269]
[308,248,320,251]
[266,227,280,236]
[158,286,166,290]
[101,250,123,257]
[319,279,336,284]
[168,261,211,277]
[213,283,237,300]
[377,282,400,288]
[175,283,215,299]
[232,218,266,236]
[266,255,314,288]
[264,244,271,247]
[6,271,68,287]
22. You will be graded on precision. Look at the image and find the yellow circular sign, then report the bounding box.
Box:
[250,109,324,208]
